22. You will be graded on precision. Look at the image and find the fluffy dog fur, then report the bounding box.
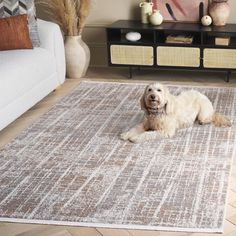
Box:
[121,83,231,143]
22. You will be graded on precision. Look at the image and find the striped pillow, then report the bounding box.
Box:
[0,0,40,47]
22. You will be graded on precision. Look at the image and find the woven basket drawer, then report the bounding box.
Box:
[204,48,236,68]
[110,45,153,65]
[157,46,200,67]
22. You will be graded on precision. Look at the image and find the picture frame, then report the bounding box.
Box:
[154,0,209,22]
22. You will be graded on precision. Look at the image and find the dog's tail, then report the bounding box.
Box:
[212,113,231,127]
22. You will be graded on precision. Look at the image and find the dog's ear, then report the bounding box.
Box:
[164,86,174,115]
[140,94,147,111]
[140,87,147,111]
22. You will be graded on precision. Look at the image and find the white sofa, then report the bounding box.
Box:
[0,19,65,131]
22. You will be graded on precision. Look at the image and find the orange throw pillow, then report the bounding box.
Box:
[0,14,33,51]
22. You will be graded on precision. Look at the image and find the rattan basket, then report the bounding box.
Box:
[110,45,153,65]
[157,46,200,67]
[204,48,236,68]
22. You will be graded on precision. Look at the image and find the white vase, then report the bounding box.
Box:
[149,10,163,26]
[64,35,90,79]
[139,2,153,24]
[209,1,230,26]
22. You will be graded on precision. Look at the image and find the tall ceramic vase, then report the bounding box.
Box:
[139,1,153,24]
[209,0,230,26]
[64,35,90,79]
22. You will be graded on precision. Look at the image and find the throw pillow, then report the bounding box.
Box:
[0,15,33,51]
[0,0,40,47]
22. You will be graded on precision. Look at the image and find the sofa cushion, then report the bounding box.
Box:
[0,0,40,47]
[0,48,57,109]
[0,15,33,51]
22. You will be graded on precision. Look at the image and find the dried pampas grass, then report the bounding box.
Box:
[77,0,91,34]
[37,0,91,36]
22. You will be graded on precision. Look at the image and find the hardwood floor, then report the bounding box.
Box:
[0,67,236,236]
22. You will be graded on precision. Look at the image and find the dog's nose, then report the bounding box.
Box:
[150,94,156,100]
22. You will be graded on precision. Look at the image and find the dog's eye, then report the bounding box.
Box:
[157,89,162,92]
[148,88,152,92]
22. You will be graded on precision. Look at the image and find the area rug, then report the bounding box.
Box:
[0,81,235,233]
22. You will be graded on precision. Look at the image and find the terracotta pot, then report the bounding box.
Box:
[64,35,90,79]
[209,1,230,26]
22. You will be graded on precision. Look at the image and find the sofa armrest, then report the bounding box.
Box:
[37,19,66,84]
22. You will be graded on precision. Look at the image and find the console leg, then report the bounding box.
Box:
[129,67,132,79]
[226,70,231,83]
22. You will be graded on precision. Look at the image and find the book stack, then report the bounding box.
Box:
[215,37,230,46]
[165,35,193,44]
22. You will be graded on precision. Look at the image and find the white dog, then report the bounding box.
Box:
[121,83,231,143]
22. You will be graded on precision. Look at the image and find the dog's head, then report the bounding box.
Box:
[140,83,174,114]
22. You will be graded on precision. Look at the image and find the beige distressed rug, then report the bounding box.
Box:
[0,81,235,233]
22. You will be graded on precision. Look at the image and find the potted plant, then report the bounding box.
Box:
[38,0,91,78]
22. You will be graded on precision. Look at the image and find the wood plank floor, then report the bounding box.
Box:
[0,68,236,236]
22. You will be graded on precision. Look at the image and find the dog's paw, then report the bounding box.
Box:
[129,136,142,143]
[120,132,130,141]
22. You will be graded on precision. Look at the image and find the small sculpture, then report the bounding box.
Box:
[125,32,142,42]
[201,15,212,26]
